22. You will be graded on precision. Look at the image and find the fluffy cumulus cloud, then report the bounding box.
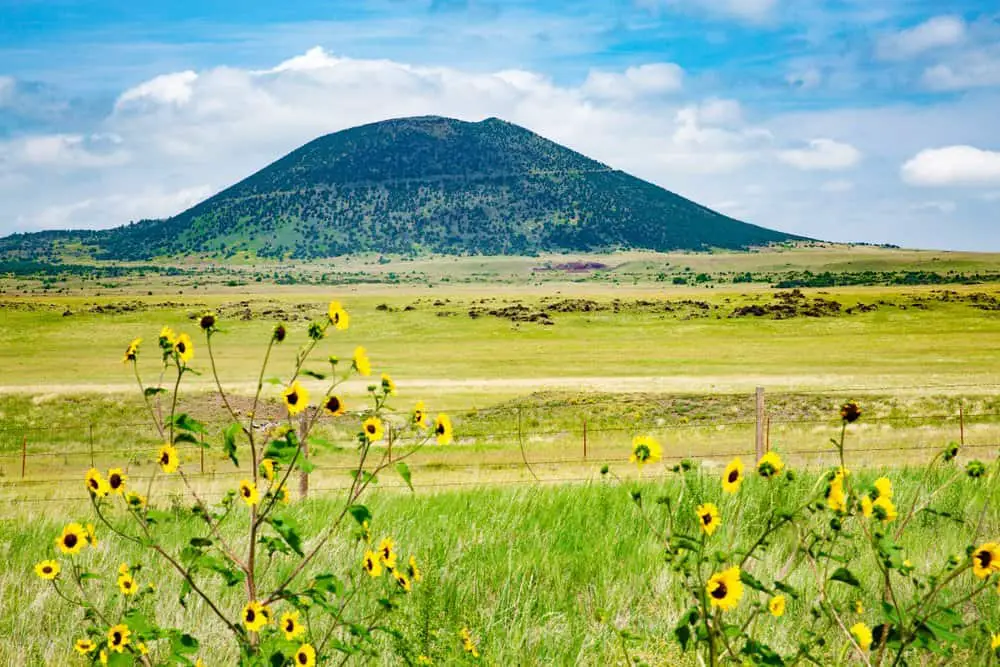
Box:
[582,63,684,99]
[2,46,1000,249]
[901,146,1000,187]
[777,139,861,171]
[877,15,966,61]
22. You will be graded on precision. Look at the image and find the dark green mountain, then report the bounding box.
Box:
[2,116,807,260]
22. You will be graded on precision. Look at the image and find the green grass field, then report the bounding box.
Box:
[3,246,1000,665]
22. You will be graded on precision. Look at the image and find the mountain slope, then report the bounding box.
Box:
[4,116,809,260]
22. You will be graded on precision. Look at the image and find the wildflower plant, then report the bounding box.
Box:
[34,301,449,665]
[610,400,1000,665]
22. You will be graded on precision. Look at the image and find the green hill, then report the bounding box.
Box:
[1,116,808,260]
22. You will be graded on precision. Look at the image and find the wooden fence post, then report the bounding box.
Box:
[21,435,27,479]
[89,424,95,468]
[582,419,588,461]
[755,387,766,462]
[959,403,965,445]
[200,432,205,474]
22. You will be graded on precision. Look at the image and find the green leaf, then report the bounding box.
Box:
[296,457,316,474]
[312,573,343,596]
[740,570,771,594]
[145,509,173,525]
[171,413,207,433]
[144,387,166,397]
[674,624,691,651]
[106,652,131,667]
[266,377,282,385]
[774,580,800,599]
[169,631,200,655]
[123,610,153,634]
[302,370,326,380]
[223,422,241,467]
[830,567,861,587]
[174,432,199,445]
[347,504,371,526]
[178,578,192,608]
[395,462,413,492]
[269,515,304,556]
[190,537,213,548]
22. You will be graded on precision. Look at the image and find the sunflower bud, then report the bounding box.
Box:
[199,313,216,331]
[966,460,986,479]
[307,321,325,341]
[272,323,287,343]
[943,442,959,462]
[599,465,609,475]
[840,401,862,423]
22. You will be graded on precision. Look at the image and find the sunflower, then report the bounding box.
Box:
[276,484,290,504]
[434,413,453,445]
[56,523,88,555]
[35,560,60,580]
[408,555,422,582]
[850,622,872,651]
[381,373,397,396]
[85,468,109,497]
[122,338,141,364]
[195,659,206,667]
[872,496,897,524]
[106,468,126,494]
[362,416,384,443]
[283,381,310,416]
[993,634,1000,650]
[378,537,397,569]
[629,435,662,467]
[363,550,383,577]
[280,611,305,640]
[353,346,371,376]
[199,312,216,331]
[696,503,721,536]
[972,543,1000,578]
[328,301,349,330]
[125,491,147,509]
[242,601,271,632]
[756,451,784,479]
[260,458,275,481]
[137,643,149,656]
[413,401,430,429]
[323,395,345,417]
[706,566,744,611]
[721,457,744,493]
[107,624,130,653]
[873,476,893,499]
[119,563,130,575]
[174,333,194,364]
[294,644,317,667]
[768,595,786,617]
[159,326,176,346]
[394,570,412,592]
[855,600,864,614]
[860,494,873,518]
[460,627,480,658]
[826,474,847,513]
[156,443,179,473]
[74,638,96,655]
[239,480,259,507]
[117,572,137,596]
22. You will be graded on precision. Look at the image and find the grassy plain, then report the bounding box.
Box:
[3,246,1000,664]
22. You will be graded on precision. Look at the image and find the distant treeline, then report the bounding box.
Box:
[772,270,1000,288]
[0,260,188,278]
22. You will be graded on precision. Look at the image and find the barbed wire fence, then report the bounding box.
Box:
[2,385,999,507]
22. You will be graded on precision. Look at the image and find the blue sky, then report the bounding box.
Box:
[2,0,999,249]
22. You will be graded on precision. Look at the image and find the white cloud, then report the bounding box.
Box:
[786,67,822,90]
[0,76,14,106]
[901,145,1000,187]
[18,186,214,231]
[582,63,684,99]
[922,50,1000,91]
[777,139,861,171]
[7,134,129,168]
[877,15,966,61]
[115,71,199,110]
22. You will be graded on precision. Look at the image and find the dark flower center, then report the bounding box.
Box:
[436,423,445,435]
[242,486,251,497]
[112,632,122,644]
[160,452,170,465]
[64,533,78,548]
[711,582,728,599]
[246,609,256,622]
[701,513,713,525]
[298,652,309,665]
[727,470,739,483]
[285,620,294,632]
[976,550,992,568]
[326,397,340,411]
[177,342,186,354]
[89,478,99,490]
[110,474,122,488]
[43,566,52,574]
[635,445,650,461]
[367,424,376,434]
[287,392,298,405]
